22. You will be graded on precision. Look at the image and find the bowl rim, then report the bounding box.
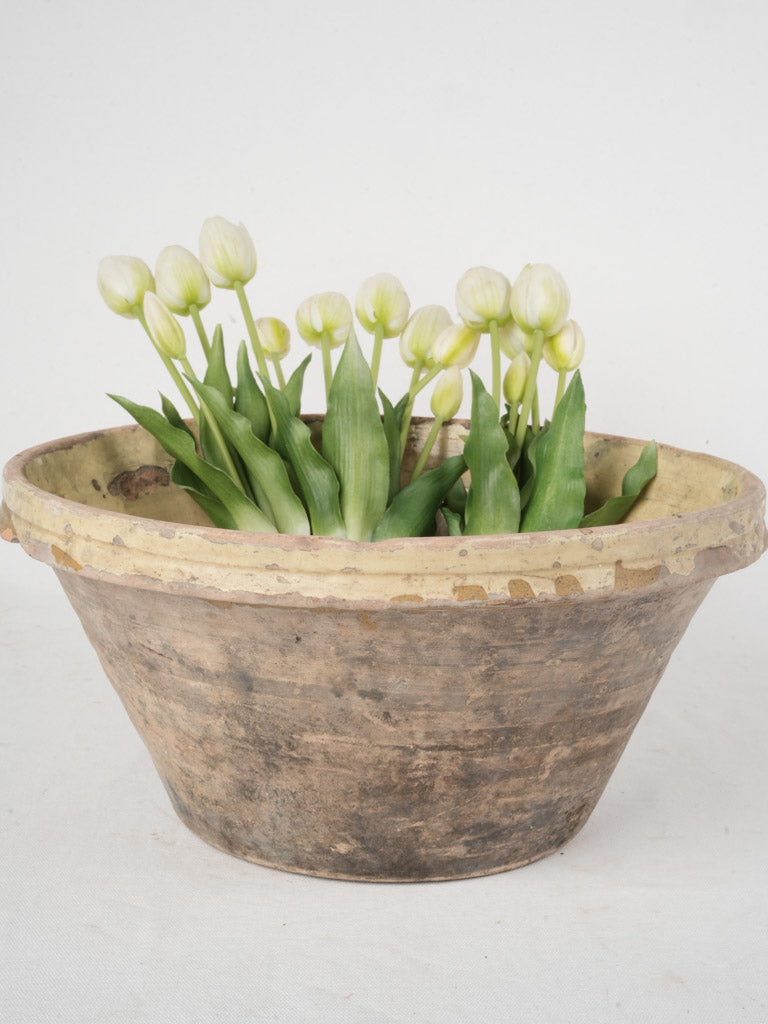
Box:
[2,421,766,607]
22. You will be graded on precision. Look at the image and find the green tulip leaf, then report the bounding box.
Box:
[445,474,467,516]
[464,372,521,535]
[442,506,464,536]
[109,394,276,534]
[234,341,270,442]
[283,354,312,417]
[170,461,237,529]
[521,371,586,532]
[373,454,466,540]
[260,379,346,537]
[160,393,194,439]
[580,440,658,527]
[379,390,405,503]
[187,378,311,535]
[323,333,389,541]
[204,325,233,401]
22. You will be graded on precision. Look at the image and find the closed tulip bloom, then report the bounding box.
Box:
[400,304,452,366]
[97,255,154,317]
[198,216,257,288]
[497,319,533,358]
[510,263,570,336]
[295,292,353,349]
[543,319,585,372]
[255,317,291,359]
[430,367,464,420]
[455,266,512,330]
[155,245,211,315]
[503,351,531,405]
[143,292,186,359]
[431,323,481,369]
[355,273,410,337]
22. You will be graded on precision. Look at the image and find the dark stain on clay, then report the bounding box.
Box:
[107,464,170,501]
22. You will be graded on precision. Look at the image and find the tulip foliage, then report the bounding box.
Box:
[98,216,657,540]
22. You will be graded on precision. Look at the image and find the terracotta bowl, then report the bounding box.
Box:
[2,421,765,881]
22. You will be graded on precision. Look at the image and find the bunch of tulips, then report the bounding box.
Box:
[97,216,656,540]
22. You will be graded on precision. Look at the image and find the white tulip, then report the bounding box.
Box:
[97,255,154,318]
[355,273,410,337]
[430,367,464,420]
[455,266,512,330]
[295,292,353,349]
[399,305,452,366]
[198,216,257,288]
[510,263,570,336]
[143,292,186,359]
[543,319,585,372]
[255,317,291,359]
[503,352,531,405]
[497,320,533,359]
[155,245,211,314]
[431,323,481,369]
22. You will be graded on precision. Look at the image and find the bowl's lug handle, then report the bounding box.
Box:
[0,501,18,543]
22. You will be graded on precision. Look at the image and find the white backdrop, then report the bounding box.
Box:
[1,1,767,1022]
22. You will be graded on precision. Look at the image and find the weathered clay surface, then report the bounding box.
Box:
[2,423,766,879]
[57,566,711,880]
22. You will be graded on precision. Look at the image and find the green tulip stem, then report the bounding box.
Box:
[234,280,271,382]
[514,329,544,448]
[554,368,568,411]
[180,357,246,492]
[532,386,541,433]
[410,415,444,483]
[411,363,442,398]
[321,335,334,401]
[135,306,200,424]
[189,304,212,361]
[370,322,385,391]
[508,402,520,441]
[489,319,502,410]
[271,355,287,390]
[399,359,424,458]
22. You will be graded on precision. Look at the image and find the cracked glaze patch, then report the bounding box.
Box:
[51,544,83,571]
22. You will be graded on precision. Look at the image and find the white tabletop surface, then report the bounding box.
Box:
[2,1,767,1020]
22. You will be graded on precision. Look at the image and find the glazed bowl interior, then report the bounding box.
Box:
[18,419,752,528]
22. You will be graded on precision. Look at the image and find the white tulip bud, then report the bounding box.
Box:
[430,367,463,420]
[509,263,570,336]
[143,292,186,359]
[503,351,531,405]
[431,323,481,369]
[543,319,585,372]
[198,216,257,288]
[155,245,211,315]
[295,292,353,349]
[255,317,291,360]
[97,255,154,318]
[497,320,533,358]
[399,304,452,367]
[455,266,512,330]
[355,273,410,337]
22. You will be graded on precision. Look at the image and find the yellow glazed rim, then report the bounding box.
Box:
[2,421,766,607]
